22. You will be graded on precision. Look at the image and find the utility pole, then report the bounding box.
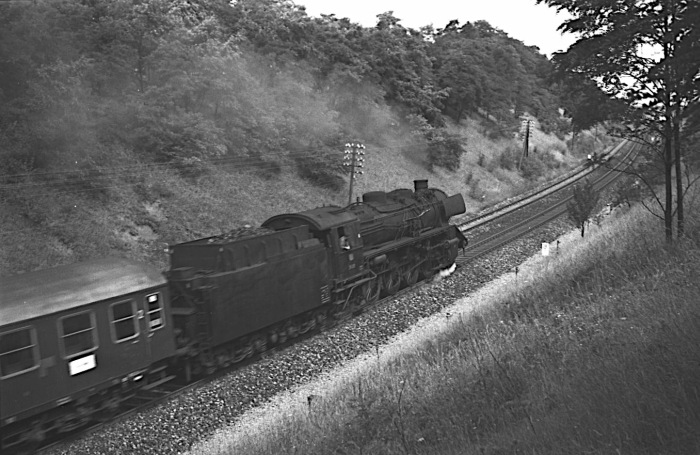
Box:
[343,142,365,205]
[518,119,530,170]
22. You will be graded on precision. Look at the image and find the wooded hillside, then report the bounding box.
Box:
[0,0,597,274]
[0,0,571,179]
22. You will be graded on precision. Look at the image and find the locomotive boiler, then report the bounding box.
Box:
[169,180,468,375]
[346,179,467,248]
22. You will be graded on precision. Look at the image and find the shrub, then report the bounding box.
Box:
[568,132,596,156]
[464,171,474,186]
[498,144,521,171]
[295,155,344,191]
[426,131,465,172]
[519,155,547,180]
[468,178,485,201]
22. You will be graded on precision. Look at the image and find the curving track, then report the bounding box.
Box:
[34,140,642,455]
[460,139,641,263]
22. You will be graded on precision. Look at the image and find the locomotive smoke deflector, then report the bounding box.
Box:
[444,194,467,219]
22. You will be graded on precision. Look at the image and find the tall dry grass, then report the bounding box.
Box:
[190,197,700,455]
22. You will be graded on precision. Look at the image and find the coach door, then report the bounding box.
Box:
[106,299,151,373]
[107,290,169,371]
[139,290,172,361]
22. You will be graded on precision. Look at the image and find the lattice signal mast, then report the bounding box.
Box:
[343,142,365,205]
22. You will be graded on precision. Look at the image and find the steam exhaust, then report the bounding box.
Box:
[437,263,457,278]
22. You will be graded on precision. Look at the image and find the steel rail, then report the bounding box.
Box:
[33,139,641,455]
[458,140,641,264]
[455,139,633,231]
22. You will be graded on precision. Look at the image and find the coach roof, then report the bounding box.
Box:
[1,257,166,327]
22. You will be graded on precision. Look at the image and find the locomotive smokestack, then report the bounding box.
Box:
[414,179,428,191]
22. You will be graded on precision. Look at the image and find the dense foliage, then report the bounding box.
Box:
[539,0,700,242]
[431,20,562,133]
[0,0,573,182]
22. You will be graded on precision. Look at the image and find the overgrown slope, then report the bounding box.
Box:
[0,115,607,275]
[0,0,614,275]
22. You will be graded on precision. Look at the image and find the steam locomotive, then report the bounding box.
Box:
[0,179,467,450]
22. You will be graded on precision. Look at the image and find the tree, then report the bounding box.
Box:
[539,0,700,242]
[567,179,599,237]
[358,12,447,126]
[557,73,627,150]
[430,20,561,133]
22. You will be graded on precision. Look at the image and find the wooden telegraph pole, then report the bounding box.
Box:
[518,119,530,171]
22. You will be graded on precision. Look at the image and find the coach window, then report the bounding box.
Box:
[146,293,164,331]
[110,300,139,343]
[60,311,97,358]
[0,327,39,378]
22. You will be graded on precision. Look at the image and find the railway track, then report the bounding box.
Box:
[34,140,641,455]
[34,277,429,455]
[459,139,641,263]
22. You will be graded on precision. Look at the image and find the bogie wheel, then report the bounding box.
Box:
[20,420,46,454]
[97,395,121,422]
[381,268,401,296]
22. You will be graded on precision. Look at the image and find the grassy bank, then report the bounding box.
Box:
[190,201,700,454]
[1,117,608,275]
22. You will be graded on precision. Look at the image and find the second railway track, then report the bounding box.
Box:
[38,140,641,455]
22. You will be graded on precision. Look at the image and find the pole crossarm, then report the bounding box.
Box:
[343,142,366,204]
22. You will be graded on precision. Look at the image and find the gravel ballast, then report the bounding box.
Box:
[45,219,572,455]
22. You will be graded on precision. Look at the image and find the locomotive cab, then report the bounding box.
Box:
[330,222,364,279]
[263,208,366,283]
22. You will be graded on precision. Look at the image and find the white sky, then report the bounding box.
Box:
[295,0,576,57]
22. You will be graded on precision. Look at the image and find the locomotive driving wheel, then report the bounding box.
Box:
[401,265,419,287]
[419,261,436,280]
[362,277,381,305]
[381,266,401,296]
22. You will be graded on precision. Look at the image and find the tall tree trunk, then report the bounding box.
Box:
[663,36,674,244]
[663,119,674,243]
[674,115,684,237]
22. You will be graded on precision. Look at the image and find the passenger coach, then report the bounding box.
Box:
[0,258,176,449]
